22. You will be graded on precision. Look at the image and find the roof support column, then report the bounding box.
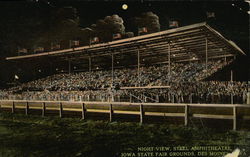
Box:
[111,53,114,85]
[230,70,234,104]
[88,57,91,72]
[88,57,92,84]
[168,43,171,80]
[137,48,140,87]
[50,61,53,86]
[205,38,208,77]
[230,70,233,82]
[68,60,71,74]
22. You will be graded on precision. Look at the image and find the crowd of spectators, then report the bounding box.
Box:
[0,81,248,104]
[8,59,230,91]
[0,58,248,104]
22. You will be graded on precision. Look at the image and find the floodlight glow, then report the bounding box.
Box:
[14,75,19,80]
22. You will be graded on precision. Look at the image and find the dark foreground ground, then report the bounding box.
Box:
[0,112,249,157]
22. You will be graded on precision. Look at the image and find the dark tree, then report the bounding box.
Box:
[89,14,125,42]
[134,12,160,34]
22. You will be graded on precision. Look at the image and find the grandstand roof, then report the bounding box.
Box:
[6,22,245,67]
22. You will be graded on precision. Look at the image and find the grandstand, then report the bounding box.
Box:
[1,22,249,105]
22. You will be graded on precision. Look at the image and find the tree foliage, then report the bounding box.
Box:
[0,3,83,55]
[89,14,126,42]
[134,12,160,34]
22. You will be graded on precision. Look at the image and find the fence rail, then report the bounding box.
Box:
[0,100,250,130]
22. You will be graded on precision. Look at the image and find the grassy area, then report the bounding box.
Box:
[0,113,249,157]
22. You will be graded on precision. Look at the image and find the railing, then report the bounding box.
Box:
[129,93,144,103]
[141,94,159,103]
[0,100,250,130]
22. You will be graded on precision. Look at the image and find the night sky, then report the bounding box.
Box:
[0,0,249,85]
[0,0,249,52]
[55,1,249,33]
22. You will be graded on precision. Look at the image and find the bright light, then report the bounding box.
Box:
[14,75,19,80]
[248,11,250,14]
[192,57,196,60]
[122,4,128,10]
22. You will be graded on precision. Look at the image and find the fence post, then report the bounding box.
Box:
[140,104,144,124]
[25,102,29,115]
[42,102,46,117]
[59,102,63,118]
[109,104,113,122]
[12,101,15,113]
[233,106,237,131]
[185,104,189,126]
[81,103,86,120]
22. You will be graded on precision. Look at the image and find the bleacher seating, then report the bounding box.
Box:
[0,59,248,104]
